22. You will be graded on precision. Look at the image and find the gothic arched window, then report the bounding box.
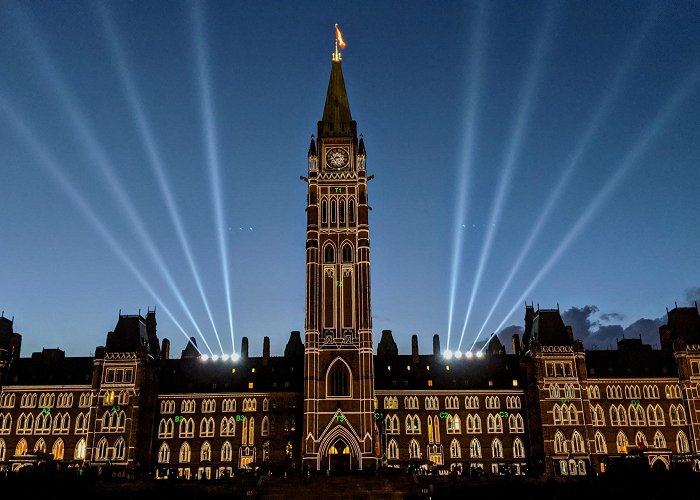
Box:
[331,200,337,224]
[342,244,353,263]
[321,199,328,224]
[349,199,355,223]
[328,359,350,397]
[339,200,346,224]
[324,245,335,263]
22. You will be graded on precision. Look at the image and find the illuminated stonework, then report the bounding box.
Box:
[1,49,700,481]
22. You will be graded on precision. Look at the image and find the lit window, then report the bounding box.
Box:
[428,380,433,387]
[248,382,254,389]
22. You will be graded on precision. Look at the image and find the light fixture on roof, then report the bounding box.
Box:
[476,351,484,359]
[201,354,209,361]
[466,351,474,359]
[211,354,219,361]
[454,350,463,359]
[221,354,229,361]
[231,352,240,362]
[443,350,453,360]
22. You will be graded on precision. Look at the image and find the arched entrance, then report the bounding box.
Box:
[651,456,669,471]
[328,439,351,472]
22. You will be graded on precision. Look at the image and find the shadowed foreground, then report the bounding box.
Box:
[3,468,700,499]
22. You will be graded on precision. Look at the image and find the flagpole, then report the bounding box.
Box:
[333,26,341,62]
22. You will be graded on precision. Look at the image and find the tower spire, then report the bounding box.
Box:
[319,24,355,139]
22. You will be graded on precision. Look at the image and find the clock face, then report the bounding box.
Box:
[325,147,349,169]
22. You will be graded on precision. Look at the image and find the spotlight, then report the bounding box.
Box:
[446,4,485,350]
[471,10,658,349]
[221,354,229,361]
[211,354,219,362]
[466,351,474,359]
[443,350,453,360]
[201,354,209,362]
[193,2,237,356]
[458,4,555,354]
[488,62,700,346]
[231,352,240,362]
[14,10,216,358]
[476,351,484,359]
[99,3,226,356]
[454,350,463,359]
[0,92,202,358]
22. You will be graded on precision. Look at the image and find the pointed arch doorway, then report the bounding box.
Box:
[328,438,352,472]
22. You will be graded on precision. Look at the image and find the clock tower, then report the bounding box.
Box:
[302,42,377,471]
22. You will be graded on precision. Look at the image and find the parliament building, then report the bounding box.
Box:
[2,45,700,481]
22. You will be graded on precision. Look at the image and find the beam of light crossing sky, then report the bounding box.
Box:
[482,63,700,352]
[473,7,660,343]
[13,9,215,356]
[192,3,237,355]
[457,2,557,353]
[98,4,226,356]
[446,0,487,352]
[0,93,201,356]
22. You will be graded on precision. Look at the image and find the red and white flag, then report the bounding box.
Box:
[335,24,346,49]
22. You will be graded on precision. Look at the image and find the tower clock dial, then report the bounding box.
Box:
[325,147,349,169]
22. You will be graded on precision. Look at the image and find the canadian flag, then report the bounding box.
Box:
[335,24,346,49]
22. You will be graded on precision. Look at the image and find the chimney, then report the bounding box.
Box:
[263,336,270,366]
[146,309,159,357]
[241,337,249,359]
[411,335,419,364]
[284,331,304,357]
[432,334,440,356]
[512,334,521,357]
[161,338,170,360]
[377,330,398,357]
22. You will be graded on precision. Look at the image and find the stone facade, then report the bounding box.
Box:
[1,50,700,480]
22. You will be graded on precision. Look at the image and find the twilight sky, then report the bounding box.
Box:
[1,1,699,358]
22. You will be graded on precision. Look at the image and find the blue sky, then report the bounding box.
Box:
[1,0,699,357]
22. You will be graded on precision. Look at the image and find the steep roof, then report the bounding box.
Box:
[373,353,523,391]
[105,314,149,353]
[667,306,700,344]
[157,355,303,393]
[531,309,571,346]
[5,349,93,386]
[585,347,677,378]
[318,59,356,138]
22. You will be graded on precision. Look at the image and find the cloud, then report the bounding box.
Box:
[591,324,624,343]
[600,312,624,322]
[684,286,700,304]
[622,317,665,347]
[561,305,599,339]
[561,304,664,349]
